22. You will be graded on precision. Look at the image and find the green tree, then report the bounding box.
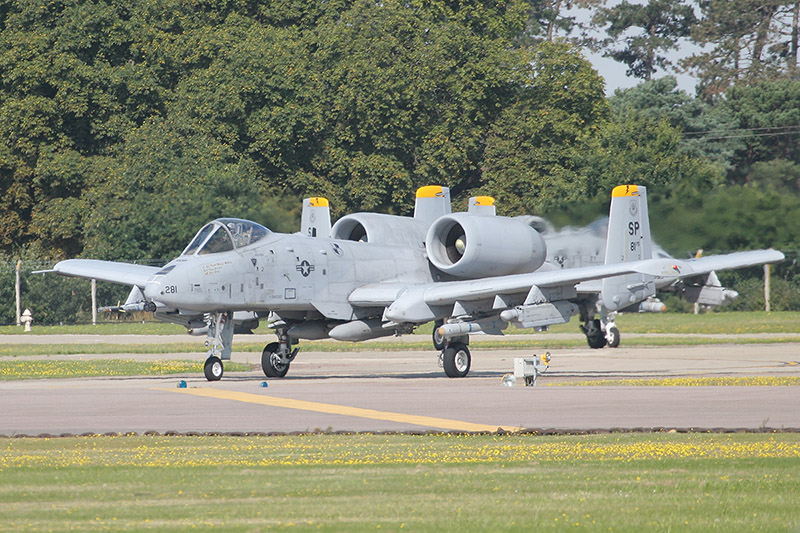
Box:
[285,0,536,212]
[684,0,800,97]
[81,117,278,260]
[609,77,738,168]
[481,42,609,215]
[654,185,800,255]
[593,0,696,80]
[720,79,800,182]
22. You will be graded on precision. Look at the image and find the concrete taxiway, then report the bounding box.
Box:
[2,337,799,435]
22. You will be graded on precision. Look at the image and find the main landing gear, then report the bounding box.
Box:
[441,342,471,378]
[581,311,621,349]
[434,320,471,378]
[261,329,298,378]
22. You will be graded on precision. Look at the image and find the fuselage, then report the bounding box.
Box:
[143,224,432,319]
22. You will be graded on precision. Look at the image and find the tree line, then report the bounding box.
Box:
[1,0,799,272]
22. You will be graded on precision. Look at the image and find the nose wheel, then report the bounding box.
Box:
[204,356,223,381]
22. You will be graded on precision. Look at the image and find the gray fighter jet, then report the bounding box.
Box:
[517,215,746,349]
[45,185,783,380]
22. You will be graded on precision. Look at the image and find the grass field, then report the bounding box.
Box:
[0,359,251,380]
[1,310,798,336]
[1,433,798,531]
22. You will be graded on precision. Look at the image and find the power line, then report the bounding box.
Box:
[684,125,800,141]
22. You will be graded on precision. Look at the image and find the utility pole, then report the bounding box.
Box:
[92,279,98,326]
[15,260,21,326]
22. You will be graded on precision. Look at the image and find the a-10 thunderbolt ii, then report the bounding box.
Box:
[519,216,744,349]
[45,184,783,381]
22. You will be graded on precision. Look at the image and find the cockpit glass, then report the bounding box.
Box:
[182,223,216,255]
[222,219,270,249]
[198,226,234,255]
[182,219,271,256]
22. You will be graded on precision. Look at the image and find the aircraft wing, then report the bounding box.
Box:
[680,249,784,276]
[356,257,688,323]
[45,259,161,289]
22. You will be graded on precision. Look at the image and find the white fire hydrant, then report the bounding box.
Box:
[20,309,33,332]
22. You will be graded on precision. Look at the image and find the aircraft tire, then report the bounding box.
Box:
[432,319,446,351]
[261,342,289,378]
[442,343,471,378]
[607,327,621,348]
[585,319,608,349]
[204,356,224,381]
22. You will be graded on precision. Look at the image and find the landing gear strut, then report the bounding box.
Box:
[261,329,298,378]
[203,311,233,381]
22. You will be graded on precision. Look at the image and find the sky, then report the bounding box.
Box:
[585,48,700,96]
[568,1,702,96]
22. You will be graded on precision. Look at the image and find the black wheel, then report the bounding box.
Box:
[432,319,446,351]
[607,327,621,348]
[204,356,223,381]
[442,343,471,378]
[261,342,289,378]
[583,319,607,349]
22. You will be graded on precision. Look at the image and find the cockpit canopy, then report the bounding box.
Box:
[182,219,270,256]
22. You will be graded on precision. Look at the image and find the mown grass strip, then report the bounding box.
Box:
[0,311,799,336]
[0,359,250,380]
[0,433,798,531]
[1,334,798,359]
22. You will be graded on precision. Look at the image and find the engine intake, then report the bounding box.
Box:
[330,213,428,248]
[425,213,547,278]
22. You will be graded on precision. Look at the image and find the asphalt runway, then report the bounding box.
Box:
[2,337,800,435]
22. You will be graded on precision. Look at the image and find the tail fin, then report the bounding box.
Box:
[300,197,331,238]
[601,185,655,311]
[414,185,451,226]
[467,196,496,216]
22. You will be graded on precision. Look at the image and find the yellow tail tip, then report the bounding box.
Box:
[416,185,446,198]
[611,185,640,198]
[307,197,329,207]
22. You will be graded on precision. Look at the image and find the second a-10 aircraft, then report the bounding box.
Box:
[521,216,745,349]
[46,185,784,380]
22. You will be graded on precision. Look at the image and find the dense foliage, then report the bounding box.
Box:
[0,0,799,323]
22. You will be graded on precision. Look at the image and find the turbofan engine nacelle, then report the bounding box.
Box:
[330,213,428,248]
[425,213,547,278]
